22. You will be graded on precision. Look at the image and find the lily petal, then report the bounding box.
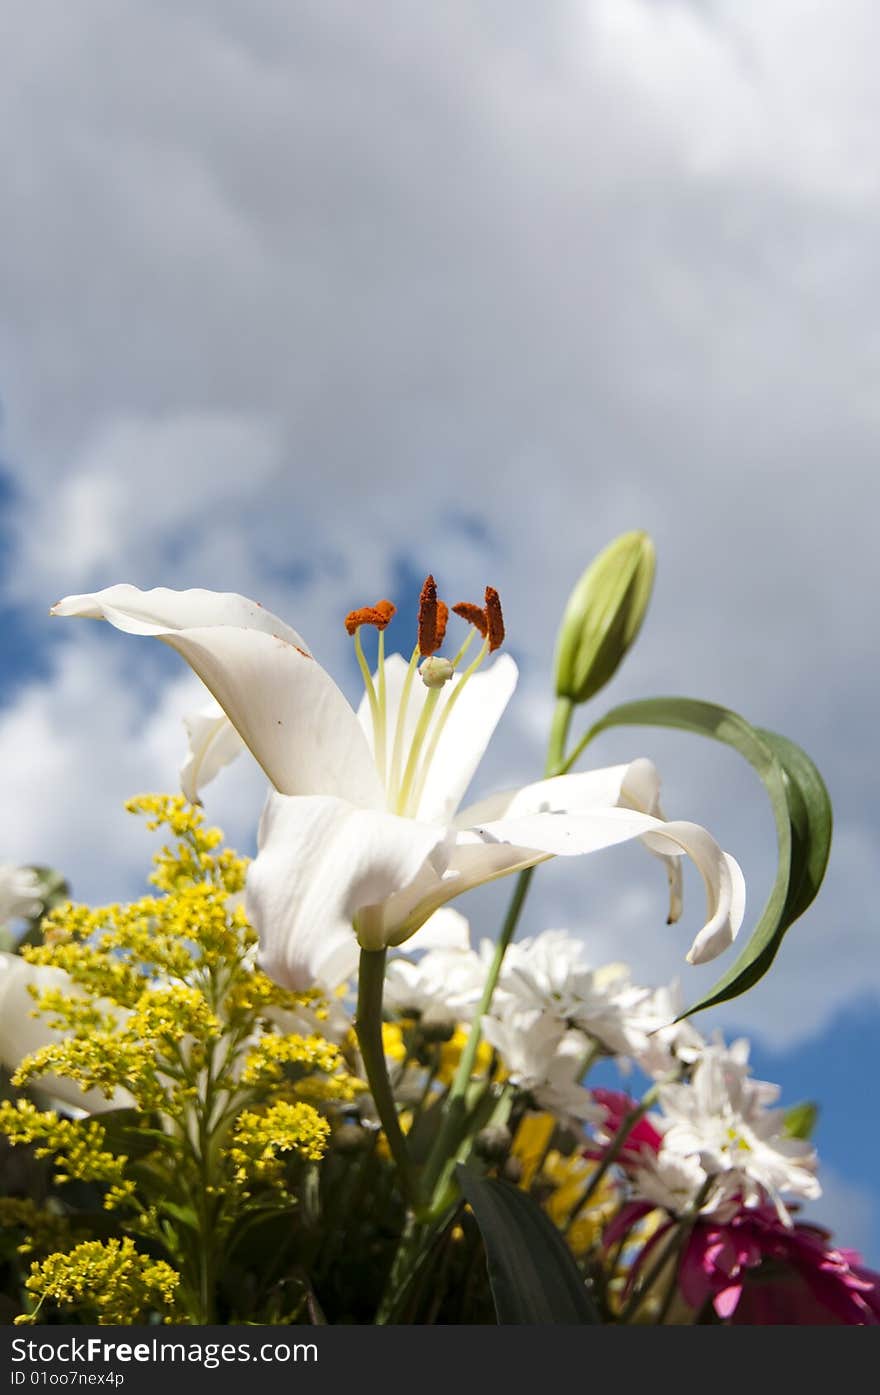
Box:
[51,584,311,647]
[180,700,246,804]
[467,809,745,965]
[460,759,687,927]
[383,804,744,965]
[358,652,518,820]
[245,792,451,989]
[416,653,518,823]
[51,585,384,807]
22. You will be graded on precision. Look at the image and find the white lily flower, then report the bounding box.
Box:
[0,864,44,929]
[51,580,746,991]
[0,953,133,1114]
[180,698,246,804]
[656,1037,821,1223]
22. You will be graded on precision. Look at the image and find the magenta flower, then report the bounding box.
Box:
[678,1207,880,1324]
[584,1088,664,1168]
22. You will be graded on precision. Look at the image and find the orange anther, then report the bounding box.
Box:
[451,601,488,638]
[435,601,449,649]
[344,599,396,636]
[418,575,446,656]
[484,587,505,652]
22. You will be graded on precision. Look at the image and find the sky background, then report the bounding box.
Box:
[1,2,878,1257]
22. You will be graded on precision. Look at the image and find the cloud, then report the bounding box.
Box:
[0,0,878,1062]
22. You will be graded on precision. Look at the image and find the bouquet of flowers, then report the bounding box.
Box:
[0,533,875,1325]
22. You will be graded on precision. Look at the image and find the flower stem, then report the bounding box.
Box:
[419,697,575,1207]
[355,948,418,1209]
[419,867,534,1205]
[546,695,574,776]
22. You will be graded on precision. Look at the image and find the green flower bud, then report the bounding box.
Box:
[554,530,656,705]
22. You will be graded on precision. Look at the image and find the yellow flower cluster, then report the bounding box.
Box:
[0,794,363,1324]
[0,1100,134,1204]
[227,1101,332,1189]
[241,1032,345,1087]
[17,1238,180,1325]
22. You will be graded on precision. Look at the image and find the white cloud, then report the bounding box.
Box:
[0,0,878,1056]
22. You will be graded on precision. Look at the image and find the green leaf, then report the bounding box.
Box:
[784,1101,819,1140]
[456,1166,599,1324]
[577,698,832,1015]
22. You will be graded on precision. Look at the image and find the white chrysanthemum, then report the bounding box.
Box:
[633,1149,709,1215]
[481,1007,601,1124]
[0,864,43,929]
[493,930,659,1057]
[656,1038,821,1222]
[625,981,705,1080]
[383,909,485,1027]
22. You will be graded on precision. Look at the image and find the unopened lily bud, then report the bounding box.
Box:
[419,656,455,689]
[554,531,656,705]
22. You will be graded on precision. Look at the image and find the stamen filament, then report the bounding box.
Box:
[407,638,490,816]
[396,686,443,816]
[450,628,477,670]
[375,628,388,786]
[353,627,381,761]
[388,644,421,805]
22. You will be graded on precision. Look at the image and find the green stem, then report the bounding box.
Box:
[355,948,418,1209]
[419,697,575,1207]
[557,712,602,776]
[547,695,575,775]
[419,868,534,1204]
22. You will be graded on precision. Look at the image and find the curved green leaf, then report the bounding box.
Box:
[576,698,832,1015]
[457,1165,598,1324]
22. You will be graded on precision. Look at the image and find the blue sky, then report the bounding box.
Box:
[0,1,878,1258]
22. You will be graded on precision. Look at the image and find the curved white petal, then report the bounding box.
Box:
[460,759,686,926]
[619,758,684,925]
[0,954,133,1114]
[457,762,637,827]
[384,803,744,964]
[245,792,451,989]
[359,652,518,820]
[51,584,310,649]
[381,834,553,944]
[466,808,745,965]
[52,586,383,807]
[180,700,246,803]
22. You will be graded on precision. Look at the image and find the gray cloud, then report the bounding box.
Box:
[0,0,878,1058]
